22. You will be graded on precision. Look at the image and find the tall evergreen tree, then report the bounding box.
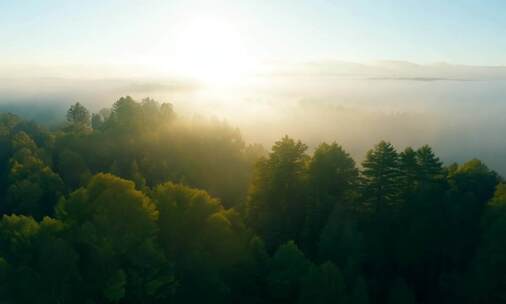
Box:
[361,141,401,213]
[247,136,309,251]
[66,102,90,131]
[416,145,444,184]
[467,183,506,303]
[303,142,358,256]
[399,147,420,198]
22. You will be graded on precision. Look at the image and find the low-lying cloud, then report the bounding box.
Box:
[2,60,506,174]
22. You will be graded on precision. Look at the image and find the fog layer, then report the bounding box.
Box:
[1,61,506,174]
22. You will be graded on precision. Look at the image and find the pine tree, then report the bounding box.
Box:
[399,147,420,198]
[247,136,309,251]
[416,145,444,182]
[66,102,90,131]
[303,142,358,256]
[361,141,401,213]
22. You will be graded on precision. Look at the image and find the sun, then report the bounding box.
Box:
[168,17,256,87]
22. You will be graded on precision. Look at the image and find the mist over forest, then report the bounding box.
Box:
[0,90,504,303]
[2,61,506,174]
[5,0,506,302]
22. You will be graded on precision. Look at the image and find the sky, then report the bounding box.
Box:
[1,0,506,70]
[3,0,506,174]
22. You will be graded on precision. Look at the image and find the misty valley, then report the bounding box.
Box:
[0,96,504,303]
[3,1,506,303]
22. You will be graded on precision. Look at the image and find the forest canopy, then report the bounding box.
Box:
[0,96,504,303]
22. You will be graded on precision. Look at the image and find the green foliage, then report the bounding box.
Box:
[56,149,91,189]
[60,173,158,252]
[464,183,506,303]
[152,182,258,303]
[103,269,126,302]
[268,241,311,302]
[309,142,358,199]
[247,136,309,250]
[303,142,358,256]
[449,158,499,202]
[416,145,444,181]
[0,215,80,303]
[67,102,91,132]
[0,101,505,304]
[4,132,63,218]
[91,113,104,130]
[298,261,346,304]
[56,96,251,207]
[153,182,223,258]
[318,205,364,271]
[361,141,402,213]
[399,147,419,196]
[57,174,172,303]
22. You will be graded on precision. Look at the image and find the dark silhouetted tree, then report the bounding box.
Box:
[66,102,90,131]
[361,141,401,213]
[247,136,309,251]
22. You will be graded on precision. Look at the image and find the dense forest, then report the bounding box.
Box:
[0,96,505,303]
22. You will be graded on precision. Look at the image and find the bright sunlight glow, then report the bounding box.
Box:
[167,16,257,87]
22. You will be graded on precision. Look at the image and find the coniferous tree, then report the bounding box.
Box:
[361,141,401,213]
[303,142,358,256]
[91,113,104,130]
[464,183,506,303]
[399,147,419,198]
[1,99,505,304]
[417,146,443,179]
[247,136,309,251]
[66,102,90,131]
[268,241,311,302]
[298,261,346,304]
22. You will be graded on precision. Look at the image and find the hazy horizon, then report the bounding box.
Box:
[2,0,506,173]
[4,2,506,303]
[2,59,506,175]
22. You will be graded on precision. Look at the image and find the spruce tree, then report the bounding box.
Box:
[361,141,401,213]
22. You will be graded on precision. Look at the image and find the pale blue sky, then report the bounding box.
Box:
[1,0,506,66]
